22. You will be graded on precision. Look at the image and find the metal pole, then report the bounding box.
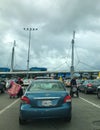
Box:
[27,29,31,75]
[10,40,16,72]
[24,28,38,78]
[70,31,75,79]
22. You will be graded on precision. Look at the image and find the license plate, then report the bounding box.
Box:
[42,100,52,106]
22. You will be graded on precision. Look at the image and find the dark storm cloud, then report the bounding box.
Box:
[0,0,100,71]
[44,0,100,34]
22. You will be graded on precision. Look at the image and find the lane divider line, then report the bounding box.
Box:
[0,99,20,115]
[79,97,100,109]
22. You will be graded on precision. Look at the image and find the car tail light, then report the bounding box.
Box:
[21,96,30,104]
[87,84,92,87]
[64,95,71,103]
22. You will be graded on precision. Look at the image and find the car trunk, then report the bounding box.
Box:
[25,91,68,108]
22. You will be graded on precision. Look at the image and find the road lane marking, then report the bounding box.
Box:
[0,99,20,115]
[80,97,100,109]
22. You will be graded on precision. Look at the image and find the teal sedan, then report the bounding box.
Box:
[19,79,72,125]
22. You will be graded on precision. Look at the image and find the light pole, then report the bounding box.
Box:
[70,30,75,79]
[10,40,16,72]
[24,28,38,78]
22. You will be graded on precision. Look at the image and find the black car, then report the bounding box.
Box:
[97,86,100,99]
[79,79,98,94]
[0,80,6,93]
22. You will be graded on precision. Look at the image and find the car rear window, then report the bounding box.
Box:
[28,82,64,92]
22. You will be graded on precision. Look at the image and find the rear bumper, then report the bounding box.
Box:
[87,87,96,92]
[19,103,71,120]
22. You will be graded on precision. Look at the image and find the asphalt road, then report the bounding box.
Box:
[0,89,100,130]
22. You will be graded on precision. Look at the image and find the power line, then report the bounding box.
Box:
[75,61,99,70]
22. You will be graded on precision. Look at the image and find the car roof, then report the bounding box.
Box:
[32,79,61,83]
[35,76,53,79]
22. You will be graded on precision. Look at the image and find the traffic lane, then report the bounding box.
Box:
[79,91,100,106]
[67,87,100,106]
[24,98,100,130]
[0,96,100,130]
[72,97,100,130]
[0,92,19,110]
[0,85,26,111]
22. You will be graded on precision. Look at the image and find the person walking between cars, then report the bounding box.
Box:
[70,77,79,97]
[15,77,23,98]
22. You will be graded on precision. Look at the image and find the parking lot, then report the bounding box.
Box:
[0,88,100,130]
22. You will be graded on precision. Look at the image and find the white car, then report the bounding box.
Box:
[23,79,32,86]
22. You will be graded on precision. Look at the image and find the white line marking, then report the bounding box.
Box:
[0,99,20,115]
[80,97,100,109]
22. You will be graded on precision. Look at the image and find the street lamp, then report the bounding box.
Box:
[10,40,16,72]
[24,28,38,78]
[70,30,75,79]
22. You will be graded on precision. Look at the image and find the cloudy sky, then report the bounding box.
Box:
[0,0,100,72]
